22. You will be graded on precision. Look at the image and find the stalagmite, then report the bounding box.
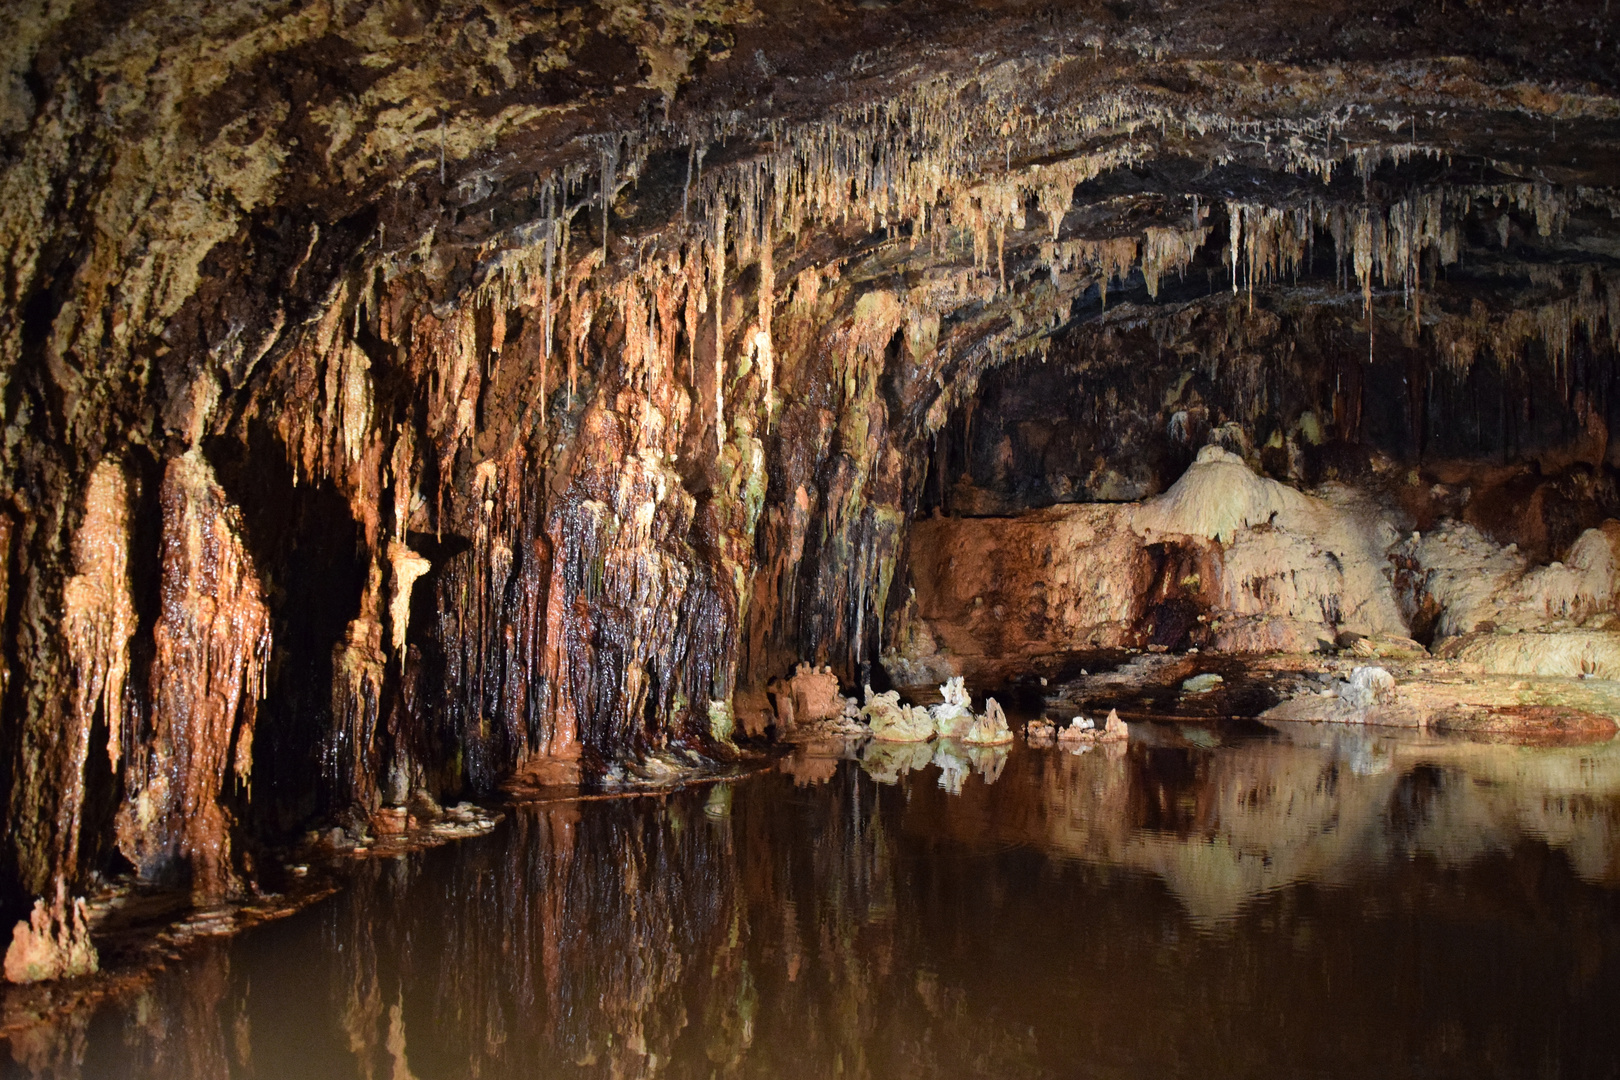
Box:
[4,883,97,984]
[962,697,1014,745]
[862,686,934,743]
[930,677,975,738]
[789,664,844,725]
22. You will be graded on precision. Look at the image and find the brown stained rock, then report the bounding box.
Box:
[905,503,1150,682]
[115,452,271,902]
[502,750,584,797]
[789,664,843,725]
[369,806,408,837]
[332,612,387,810]
[1432,705,1619,746]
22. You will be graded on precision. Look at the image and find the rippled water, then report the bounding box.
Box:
[10,721,1620,1079]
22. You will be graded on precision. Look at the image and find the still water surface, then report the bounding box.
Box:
[12,721,1620,1079]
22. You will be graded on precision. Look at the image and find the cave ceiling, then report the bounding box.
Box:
[6,0,1619,460]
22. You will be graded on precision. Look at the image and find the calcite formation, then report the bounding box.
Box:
[961,698,1014,746]
[2,884,96,985]
[862,687,933,744]
[114,452,273,901]
[0,0,1618,977]
[1058,709,1129,746]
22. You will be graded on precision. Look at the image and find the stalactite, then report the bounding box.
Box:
[757,214,776,415]
[1140,213,1211,299]
[116,451,272,901]
[1,0,1618,997]
[388,542,431,655]
[0,513,10,707]
[57,459,137,878]
[330,560,387,812]
[714,202,727,452]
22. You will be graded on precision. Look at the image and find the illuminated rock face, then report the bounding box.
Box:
[1,0,1619,935]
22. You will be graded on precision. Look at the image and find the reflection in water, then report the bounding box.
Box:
[13,725,1620,1079]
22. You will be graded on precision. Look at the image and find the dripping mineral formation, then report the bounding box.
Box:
[1,0,1619,987]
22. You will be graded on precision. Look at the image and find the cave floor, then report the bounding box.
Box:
[10,715,1620,1079]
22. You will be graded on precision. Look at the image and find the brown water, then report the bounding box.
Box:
[10,721,1620,1079]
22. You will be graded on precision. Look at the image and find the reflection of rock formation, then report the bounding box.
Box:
[26,733,1620,1078]
[915,730,1620,922]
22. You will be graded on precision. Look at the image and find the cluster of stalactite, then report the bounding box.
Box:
[7,451,270,901]
[206,149,1620,826]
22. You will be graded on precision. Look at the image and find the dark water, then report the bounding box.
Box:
[10,722,1620,1079]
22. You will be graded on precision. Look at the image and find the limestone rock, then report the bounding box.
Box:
[1338,667,1398,710]
[862,686,934,743]
[4,885,98,984]
[963,697,1014,745]
[791,664,845,724]
[1438,630,1620,680]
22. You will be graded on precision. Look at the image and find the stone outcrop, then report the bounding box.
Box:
[898,442,1620,686]
[897,448,1411,681]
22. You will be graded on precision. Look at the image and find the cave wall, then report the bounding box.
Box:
[931,280,1620,561]
[0,0,1618,926]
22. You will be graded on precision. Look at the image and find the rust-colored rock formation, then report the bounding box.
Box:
[115,452,272,901]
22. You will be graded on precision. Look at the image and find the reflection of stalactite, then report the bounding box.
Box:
[385,997,421,1080]
[116,451,272,900]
